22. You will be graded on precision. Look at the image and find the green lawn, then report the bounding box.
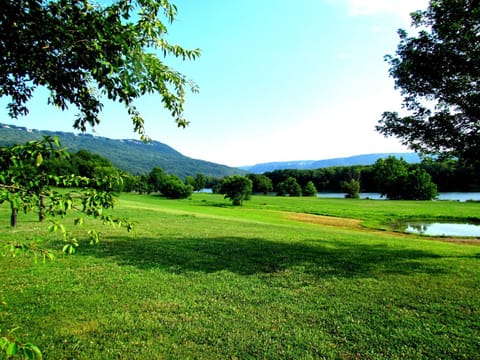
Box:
[1,193,479,359]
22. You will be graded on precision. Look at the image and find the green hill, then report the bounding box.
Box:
[0,124,244,178]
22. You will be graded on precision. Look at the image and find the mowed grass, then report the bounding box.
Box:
[1,193,479,359]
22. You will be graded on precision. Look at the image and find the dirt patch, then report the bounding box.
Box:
[286,212,480,245]
[286,213,362,230]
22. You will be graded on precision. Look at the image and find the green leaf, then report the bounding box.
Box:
[35,152,43,167]
[6,341,18,355]
[24,343,42,360]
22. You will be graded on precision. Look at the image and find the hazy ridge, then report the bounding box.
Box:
[242,153,421,173]
[0,123,420,177]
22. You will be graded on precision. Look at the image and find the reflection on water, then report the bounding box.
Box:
[405,222,480,237]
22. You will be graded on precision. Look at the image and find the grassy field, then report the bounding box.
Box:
[1,193,479,359]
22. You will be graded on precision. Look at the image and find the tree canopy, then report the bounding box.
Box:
[374,156,438,200]
[377,0,480,168]
[219,176,252,206]
[0,0,200,139]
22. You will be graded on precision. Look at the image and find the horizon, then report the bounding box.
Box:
[0,122,418,169]
[0,0,429,167]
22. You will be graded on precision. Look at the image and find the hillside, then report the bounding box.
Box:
[0,124,244,178]
[243,153,422,173]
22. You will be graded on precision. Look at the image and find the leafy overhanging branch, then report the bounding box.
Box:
[376,0,480,168]
[0,0,200,140]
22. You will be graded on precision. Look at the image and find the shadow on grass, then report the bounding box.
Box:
[76,235,463,278]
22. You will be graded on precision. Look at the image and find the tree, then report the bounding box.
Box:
[342,179,360,199]
[0,0,199,139]
[373,156,437,200]
[247,174,273,195]
[71,150,114,178]
[0,138,132,358]
[302,181,318,197]
[219,176,252,206]
[276,177,302,197]
[186,173,207,192]
[158,175,193,199]
[148,167,165,193]
[376,0,480,169]
[0,136,67,226]
[193,173,207,192]
[0,137,132,239]
[374,157,410,200]
[406,168,438,200]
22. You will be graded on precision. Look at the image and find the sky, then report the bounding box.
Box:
[1,0,430,167]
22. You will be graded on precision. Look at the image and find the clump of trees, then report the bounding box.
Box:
[276,177,302,197]
[144,167,193,199]
[247,174,273,194]
[373,157,438,200]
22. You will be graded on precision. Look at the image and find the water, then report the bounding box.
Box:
[317,192,480,202]
[405,222,480,237]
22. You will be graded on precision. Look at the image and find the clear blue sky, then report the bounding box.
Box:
[1,0,429,167]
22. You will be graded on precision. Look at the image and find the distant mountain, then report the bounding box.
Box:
[242,153,422,173]
[0,123,244,178]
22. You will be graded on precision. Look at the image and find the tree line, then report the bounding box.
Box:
[36,144,480,203]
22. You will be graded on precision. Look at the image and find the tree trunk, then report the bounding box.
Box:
[39,195,45,222]
[10,205,17,227]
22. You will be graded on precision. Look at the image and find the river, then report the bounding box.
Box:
[317,192,480,202]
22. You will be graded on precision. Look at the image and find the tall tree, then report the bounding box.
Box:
[0,0,199,139]
[377,0,480,169]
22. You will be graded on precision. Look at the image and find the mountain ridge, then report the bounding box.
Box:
[0,123,243,178]
[242,152,422,173]
[0,123,421,176]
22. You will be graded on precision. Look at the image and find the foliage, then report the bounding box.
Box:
[405,168,439,201]
[377,0,480,169]
[0,137,132,245]
[276,177,302,197]
[247,174,273,194]
[158,175,193,199]
[1,328,42,359]
[147,167,165,193]
[0,137,133,357]
[342,179,360,199]
[374,157,438,200]
[219,176,252,205]
[186,173,207,192]
[302,181,317,197]
[0,0,200,139]
[145,167,192,199]
[42,149,124,192]
[0,136,67,226]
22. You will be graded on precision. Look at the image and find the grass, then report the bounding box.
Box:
[1,193,479,359]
